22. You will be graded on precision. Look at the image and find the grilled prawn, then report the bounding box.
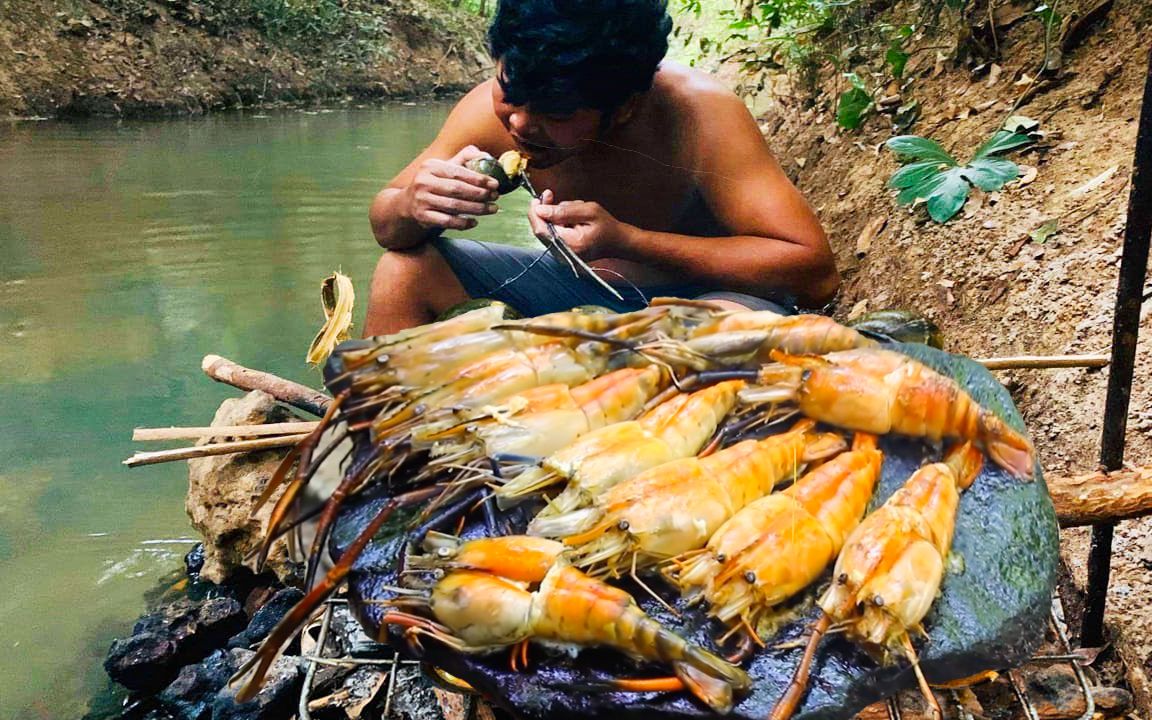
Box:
[666,433,883,641]
[499,380,744,508]
[387,535,752,714]
[536,420,847,577]
[743,348,1035,479]
[769,442,985,720]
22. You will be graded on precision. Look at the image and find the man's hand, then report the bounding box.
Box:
[404,145,501,232]
[528,190,634,262]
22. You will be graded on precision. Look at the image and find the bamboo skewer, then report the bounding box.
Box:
[123,434,310,468]
[133,422,320,441]
[974,354,1110,370]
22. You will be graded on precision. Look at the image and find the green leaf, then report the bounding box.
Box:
[894,168,970,223]
[973,130,1035,158]
[886,135,957,164]
[886,44,910,78]
[925,169,971,223]
[962,157,1020,191]
[837,86,872,130]
[1030,219,1059,244]
[889,159,947,189]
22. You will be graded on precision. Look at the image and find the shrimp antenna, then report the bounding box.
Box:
[769,611,831,720]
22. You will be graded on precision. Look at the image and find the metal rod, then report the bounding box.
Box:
[1082,45,1152,647]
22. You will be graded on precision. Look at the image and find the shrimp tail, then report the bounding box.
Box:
[674,662,737,714]
[977,413,1034,481]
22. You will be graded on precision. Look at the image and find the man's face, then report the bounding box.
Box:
[491,77,605,169]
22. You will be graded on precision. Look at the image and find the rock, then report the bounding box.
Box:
[132,597,247,662]
[1027,665,1090,719]
[104,632,181,693]
[212,649,303,720]
[158,649,237,720]
[228,587,305,649]
[332,345,1059,720]
[1091,685,1133,715]
[186,390,303,584]
[185,542,206,577]
[106,594,244,694]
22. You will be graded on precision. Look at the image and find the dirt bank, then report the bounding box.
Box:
[0,0,490,118]
[742,0,1151,705]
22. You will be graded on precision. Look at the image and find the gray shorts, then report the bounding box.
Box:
[432,237,797,316]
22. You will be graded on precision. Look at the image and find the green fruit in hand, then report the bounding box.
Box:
[436,298,522,322]
[466,151,526,194]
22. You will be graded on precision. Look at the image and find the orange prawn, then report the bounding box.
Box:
[535,420,847,578]
[666,434,883,642]
[769,442,985,720]
[743,348,1035,479]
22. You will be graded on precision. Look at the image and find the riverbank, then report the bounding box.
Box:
[0,0,489,118]
[733,0,1152,705]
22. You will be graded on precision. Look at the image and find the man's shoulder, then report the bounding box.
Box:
[652,62,743,108]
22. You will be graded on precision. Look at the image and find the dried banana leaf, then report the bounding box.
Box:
[307,272,355,367]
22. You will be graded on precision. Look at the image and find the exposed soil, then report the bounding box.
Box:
[0,0,490,117]
[739,0,1151,710]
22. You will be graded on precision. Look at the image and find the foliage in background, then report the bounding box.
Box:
[887,117,1040,223]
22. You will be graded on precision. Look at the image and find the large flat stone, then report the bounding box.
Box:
[328,343,1059,720]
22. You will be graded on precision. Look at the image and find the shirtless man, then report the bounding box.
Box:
[364,0,838,336]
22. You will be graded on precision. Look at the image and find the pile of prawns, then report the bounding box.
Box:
[230,298,1034,717]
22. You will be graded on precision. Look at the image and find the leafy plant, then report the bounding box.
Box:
[886,117,1039,223]
[837,72,873,129]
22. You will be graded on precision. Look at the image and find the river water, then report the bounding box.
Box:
[0,103,537,718]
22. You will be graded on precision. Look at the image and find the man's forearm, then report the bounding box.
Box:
[615,226,839,307]
[370,187,436,250]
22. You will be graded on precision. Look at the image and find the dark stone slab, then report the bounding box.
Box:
[328,343,1060,720]
[157,650,236,720]
[227,588,305,649]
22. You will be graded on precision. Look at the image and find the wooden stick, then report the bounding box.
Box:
[133,422,320,442]
[1049,466,1152,527]
[202,354,332,416]
[975,354,1110,370]
[123,434,309,468]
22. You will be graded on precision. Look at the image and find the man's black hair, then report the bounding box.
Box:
[488,0,672,116]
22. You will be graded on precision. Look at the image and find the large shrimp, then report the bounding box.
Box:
[639,314,878,371]
[536,420,848,578]
[498,380,744,509]
[332,305,671,404]
[742,348,1035,479]
[665,434,883,644]
[768,442,986,720]
[413,366,669,473]
[384,535,752,714]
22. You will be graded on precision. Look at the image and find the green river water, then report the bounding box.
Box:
[0,103,537,718]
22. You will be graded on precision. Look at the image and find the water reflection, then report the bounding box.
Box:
[0,104,535,718]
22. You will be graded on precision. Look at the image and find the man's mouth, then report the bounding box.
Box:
[512,136,552,157]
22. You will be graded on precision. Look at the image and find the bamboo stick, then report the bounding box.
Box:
[975,354,1110,370]
[123,433,309,468]
[202,354,331,416]
[133,422,320,442]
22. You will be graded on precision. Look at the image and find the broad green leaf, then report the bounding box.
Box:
[973,130,1035,158]
[962,158,1020,191]
[925,169,971,223]
[837,86,872,129]
[889,159,947,189]
[896,169,952,206]
[886,44,909,78]
[886,135,957,164]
